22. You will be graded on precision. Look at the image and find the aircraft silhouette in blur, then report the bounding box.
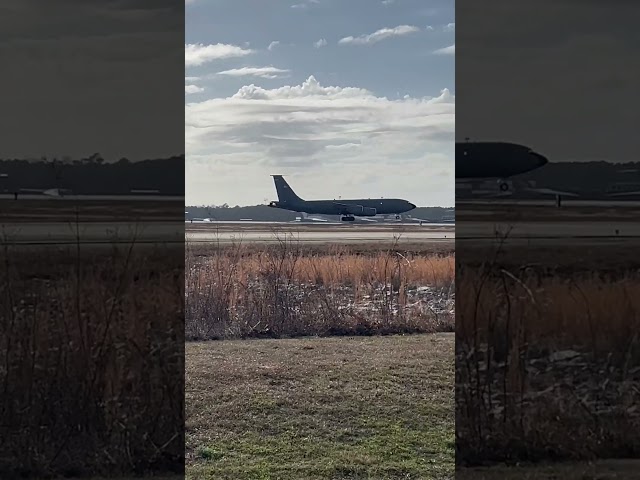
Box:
[0,172,70,198]
[456,140,578,198]
[268,175,416,222]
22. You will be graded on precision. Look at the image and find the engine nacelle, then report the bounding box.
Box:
[496,179,512,192]
[343,205,377,216]
[361,206,377,216]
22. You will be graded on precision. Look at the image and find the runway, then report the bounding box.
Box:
[185,223,454,245]
[457,220,640,246]
[1,222,183,247]
[2,221,455,248]
[8,215,636,248]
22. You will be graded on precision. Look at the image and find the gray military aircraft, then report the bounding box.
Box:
[268,175,416,222]
[456,140,577,197]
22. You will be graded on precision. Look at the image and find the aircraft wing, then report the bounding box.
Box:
[524,187,580,197]
[19,188,64,197]
[608,191,640,197]
[296,212,330,222]
[470,190,513,198]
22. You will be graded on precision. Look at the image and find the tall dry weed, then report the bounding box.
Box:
[0,244,184,477]
[186,237,454,340]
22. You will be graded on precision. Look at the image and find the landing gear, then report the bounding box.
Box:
[341,216,355,222]
[499,181,510,192]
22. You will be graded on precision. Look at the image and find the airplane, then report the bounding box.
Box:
[456,140,578,198]
[268,175,416,222]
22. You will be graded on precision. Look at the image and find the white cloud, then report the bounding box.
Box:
[185,43,253,67]
[185,84,204,94]
[434,44,455,55]
[217,66,290,79]
[186,76,454,205]
[425,25,435,31]
[338,25,420,46]
[291,0,319,8]
[382,0,395,4]
[185,76,200,82]
[444,22,455,31]
[268,41,280,51]
[314,38,327,48]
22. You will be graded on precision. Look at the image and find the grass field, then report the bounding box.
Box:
[186,333,454,479]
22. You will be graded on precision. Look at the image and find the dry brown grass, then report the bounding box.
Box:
[185,239,455,340]
[190,248,453,289]
[457,266,640,354]
[0,244,184,477]
[456,255,640,465]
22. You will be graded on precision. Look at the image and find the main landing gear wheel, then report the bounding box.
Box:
[499,182,509,192]
[341,216,355,222]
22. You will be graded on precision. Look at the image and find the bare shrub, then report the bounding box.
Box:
[456,257,640,465]
[0,244,184,477]
[185,235,455,340]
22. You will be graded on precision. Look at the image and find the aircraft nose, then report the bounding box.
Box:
[529,150,548,167]
[408,202,416,209]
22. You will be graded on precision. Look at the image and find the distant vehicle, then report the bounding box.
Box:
[268,175,416,222]
[456,140,577,198]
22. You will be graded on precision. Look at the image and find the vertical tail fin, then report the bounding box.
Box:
[272,175,303,204]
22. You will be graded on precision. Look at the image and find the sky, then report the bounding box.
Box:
[455,0,639,163]
[185,0,455,207]
[0,0,184,162]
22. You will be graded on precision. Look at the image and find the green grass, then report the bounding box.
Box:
[186,334,454,479]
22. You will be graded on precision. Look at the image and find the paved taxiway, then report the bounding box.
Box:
[1,222,183,246]
[1,221,454,247]
[457,221,640,245]
[185,222,454,244]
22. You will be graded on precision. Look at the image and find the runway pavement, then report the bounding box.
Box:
[7,214,637,249]
[1,221,454,248]
[456,220,640,246]
[185,222,454,244]
[1,221,183,246]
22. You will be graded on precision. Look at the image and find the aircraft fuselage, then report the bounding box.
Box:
[268,175,415,220]
[456,141,548,179]
[269,198,415,216]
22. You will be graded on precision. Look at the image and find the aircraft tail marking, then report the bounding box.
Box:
[272,175,303,204]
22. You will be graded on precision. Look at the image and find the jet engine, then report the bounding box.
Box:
[343,205,377,216]
[497,179,512,192]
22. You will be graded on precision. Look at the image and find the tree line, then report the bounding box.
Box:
[0,155,184,195]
